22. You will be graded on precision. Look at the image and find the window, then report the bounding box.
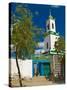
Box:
[46,42,48,49]
[52,23,54,29]
[56,37,57,39]
[47,24,50,30]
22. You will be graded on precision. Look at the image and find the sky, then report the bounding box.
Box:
[10,3,65,42]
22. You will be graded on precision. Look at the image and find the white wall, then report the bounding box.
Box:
[50,34,59,51]
[20,60,32,78]
[44,34,59,52]
[10,59,32,79]
[49,19,56,32]
[44,35,51,52]
[46,18,56,32]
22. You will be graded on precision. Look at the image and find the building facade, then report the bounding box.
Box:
[33,12,62,77]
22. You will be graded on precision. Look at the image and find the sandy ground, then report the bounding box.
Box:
[10,76,56,87]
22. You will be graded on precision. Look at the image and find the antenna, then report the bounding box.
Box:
[49,9,53,19]
[49,9,51,16]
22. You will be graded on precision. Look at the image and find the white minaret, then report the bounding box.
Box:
[46,11,56,32]
[44,11,59,54]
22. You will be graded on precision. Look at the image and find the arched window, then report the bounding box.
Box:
[46,42,48,49]
[47,24,50,30]
[52,23,54,29]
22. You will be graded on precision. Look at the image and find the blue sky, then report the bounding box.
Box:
[10,3,65,42]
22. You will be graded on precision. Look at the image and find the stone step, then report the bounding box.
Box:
[31,76,47,81]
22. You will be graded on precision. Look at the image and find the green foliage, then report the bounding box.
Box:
[11,5,36,59]
[54,37,65,53]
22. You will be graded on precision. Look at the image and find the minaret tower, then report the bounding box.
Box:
[46,11,56,33]
[44,10,59,54]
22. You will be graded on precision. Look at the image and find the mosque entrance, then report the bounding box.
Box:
[33,61,51,78]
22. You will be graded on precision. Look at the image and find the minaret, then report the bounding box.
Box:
[46,10,56,32]
[44,11,61,78]
[44,11,59,53]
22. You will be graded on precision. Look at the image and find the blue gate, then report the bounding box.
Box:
[32,59,51,77]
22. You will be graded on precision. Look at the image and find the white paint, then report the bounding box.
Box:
[44,13,59,52]
[44,34,59,52]
[20,59,32,78]
[44,35,51,52]
[46,15,56,32]
[10,59,32,79]
[50,34,59,51]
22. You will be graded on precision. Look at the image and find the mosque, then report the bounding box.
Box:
[32,12,60,77]
[11,12,64,79]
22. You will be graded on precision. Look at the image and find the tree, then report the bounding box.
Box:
[54,36,65,62]
[11,4,36,86]
[54,37,65,80]
[54,37,65,54]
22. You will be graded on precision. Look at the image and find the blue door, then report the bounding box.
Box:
[39,63,51,77]
[32,60,51,77]
[40,63,45,76]
[44,63,51,77]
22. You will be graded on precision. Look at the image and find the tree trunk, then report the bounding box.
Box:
[9,59,12,87]
[16,46,22,86]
